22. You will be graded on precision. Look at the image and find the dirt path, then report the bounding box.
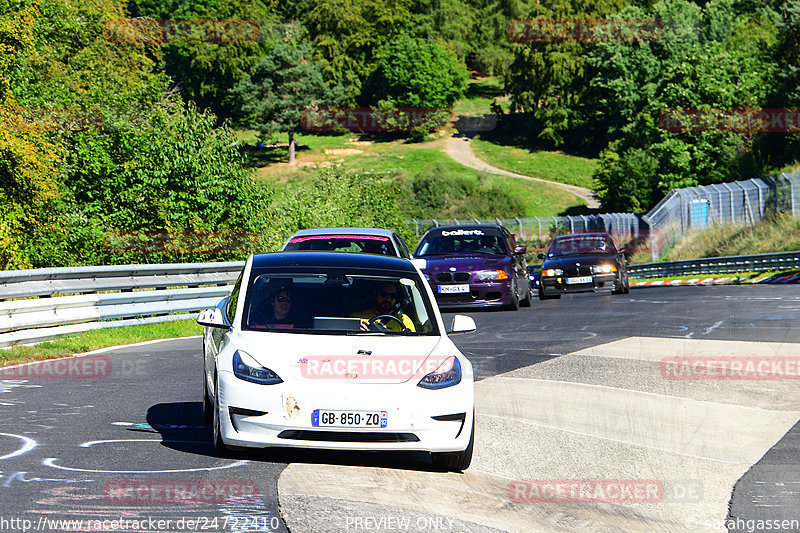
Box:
[445,133,600,209]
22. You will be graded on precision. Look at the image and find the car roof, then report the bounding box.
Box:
[287,227,396,238]
[552,232,611,240]
[251,251,417,273]
[421,224,506,236]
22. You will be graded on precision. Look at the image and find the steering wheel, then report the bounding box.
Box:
[367,314,408,332]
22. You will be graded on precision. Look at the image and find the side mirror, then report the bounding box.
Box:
[447,315,476,335]
[537,253,545,260]
[197,307,231,329]
[514,245,527,255]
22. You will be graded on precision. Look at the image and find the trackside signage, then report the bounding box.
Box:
[299,356,451,379]
[0,356,112,379]
[509,479,664,503]
[104,481,259,505]
[660,356,800,380]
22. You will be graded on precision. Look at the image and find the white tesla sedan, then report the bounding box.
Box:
[198,252,476,471]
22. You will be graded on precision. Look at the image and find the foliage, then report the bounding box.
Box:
[404,165,526,218]
[233,40,335,160]
[131,0,277,119]
[367,33,468,110]
[273,166,411,242]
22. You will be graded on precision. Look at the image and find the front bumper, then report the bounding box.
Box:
[216,371,474,452]
[428,280,512,308]
[540,273,617,294]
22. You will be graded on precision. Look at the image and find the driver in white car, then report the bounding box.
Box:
[350,282,416,332]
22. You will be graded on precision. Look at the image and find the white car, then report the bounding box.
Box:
[198,251,476,471]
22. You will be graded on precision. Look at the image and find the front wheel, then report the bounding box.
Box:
[431,415,474,472]
[212,373,228,455]
[504,282,520,311]
[520,281,532,307]
[538,286,561,300]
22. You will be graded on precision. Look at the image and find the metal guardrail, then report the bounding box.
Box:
[0,262,244,348]
[629,251,800,279]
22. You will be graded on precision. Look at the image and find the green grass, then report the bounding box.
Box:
[470,136,598,189]
[659,214,800,262]
[253,133,587,218]
[453,76,509,115]
[0,319,202,368]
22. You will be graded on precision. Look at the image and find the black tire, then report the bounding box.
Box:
[623,276,631,294]
[212,373,229,455]
[202,374,213,424]
[538,286,561,300]
[520,281,532,307]
[504,282,520,311]
[431,415,474,472]
[612,276,626,295]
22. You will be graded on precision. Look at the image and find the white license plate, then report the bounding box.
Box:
[438,284,470,294]
[566,276,593,284]
[312,410,388,428]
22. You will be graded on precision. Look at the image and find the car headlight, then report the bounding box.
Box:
[417,357,462,389]
[543,268,563,277]
[474,270,508,281]
[592,264,617,274]
[232,350,283,385]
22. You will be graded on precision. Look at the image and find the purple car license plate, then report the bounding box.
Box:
[438,284,470,294]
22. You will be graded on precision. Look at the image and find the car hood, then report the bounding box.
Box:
[421,254,509,274]
[542,254,616,269]
[232,331,452,384]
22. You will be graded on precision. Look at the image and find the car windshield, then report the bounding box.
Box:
[241,268,438,335]
[416,233,507,256]
[548,235,616,256]
[283,235,395,255]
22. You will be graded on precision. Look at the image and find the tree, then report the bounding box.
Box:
[130,0,278,119]
[233,41,333,164]
[368,33,467,109]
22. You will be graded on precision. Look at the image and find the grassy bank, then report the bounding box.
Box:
[0,319,202,368]
[470,136,597,189]
[659,214,800,262]
[241,131,587,219]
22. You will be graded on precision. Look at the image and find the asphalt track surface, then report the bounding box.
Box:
[1,284,799,532]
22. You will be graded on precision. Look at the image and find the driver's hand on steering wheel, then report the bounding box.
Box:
[359,318,370,331]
